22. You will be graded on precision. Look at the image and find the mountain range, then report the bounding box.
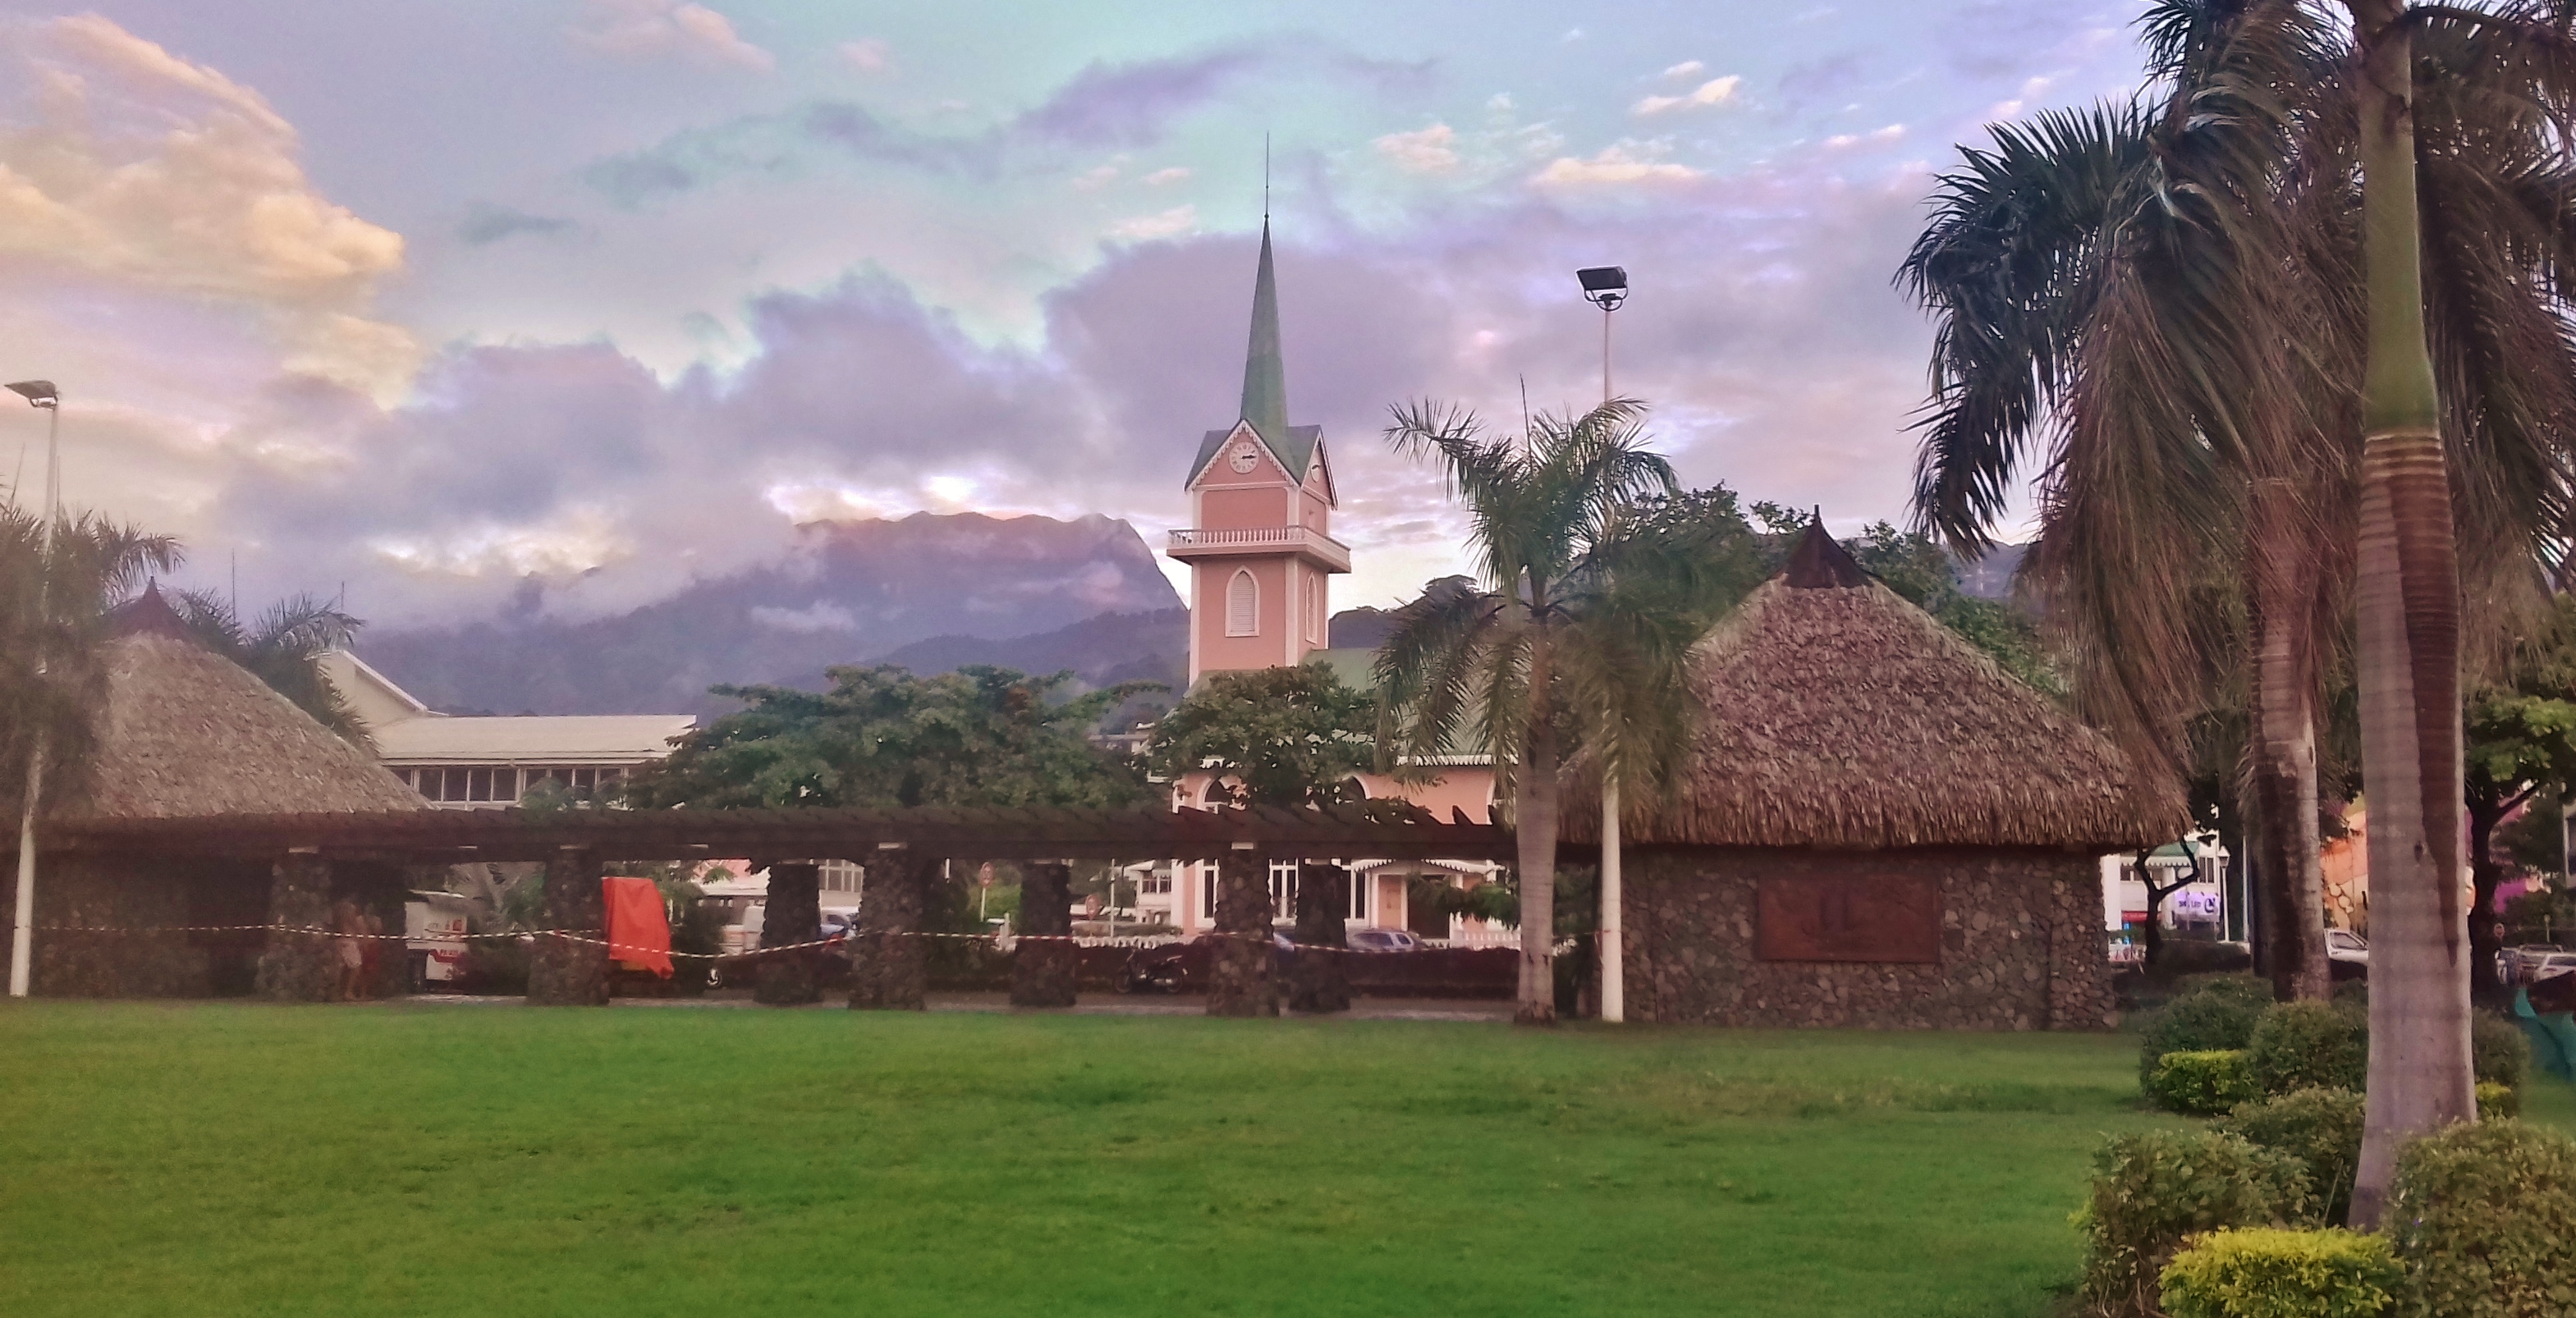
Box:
[358,512,1182,716]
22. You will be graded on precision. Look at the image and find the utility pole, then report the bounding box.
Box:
[1574,268,1628,1023]
[8,380,60,998]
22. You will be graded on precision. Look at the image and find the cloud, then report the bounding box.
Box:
[1633,76,1742,117]
[1373,123,1460,174]
[1108,205,1197,241]
[457,204,576,245]
[1016,48,1265,149]
[571,0,774,72]
[1822,124,1907,149]
[0,16,416,397]
[1531,142,1703,189]
[837,39,892,73]
[1142,166,1191,185]
[1662,60,1707,80]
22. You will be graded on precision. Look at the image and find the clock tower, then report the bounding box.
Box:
[1167,222,1348,683]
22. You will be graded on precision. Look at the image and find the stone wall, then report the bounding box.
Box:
[1624,846,2117,1031]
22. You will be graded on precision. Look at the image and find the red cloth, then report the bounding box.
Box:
[601,876,673,977]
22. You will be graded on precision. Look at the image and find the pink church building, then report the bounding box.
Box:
[1133,224,1501,942]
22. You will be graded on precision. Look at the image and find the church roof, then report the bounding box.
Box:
[1185,221,1323,487]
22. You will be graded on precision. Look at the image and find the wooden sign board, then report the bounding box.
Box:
[1755,875,1941,963]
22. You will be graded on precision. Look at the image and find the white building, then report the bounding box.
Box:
[319,651,697,808]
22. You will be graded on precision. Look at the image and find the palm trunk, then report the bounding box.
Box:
[2248,544,2331,1001]
[1515,617,1560,1026]
[2346,0,2474,1230]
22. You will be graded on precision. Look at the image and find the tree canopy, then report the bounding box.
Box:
[624,665,1157,811]
[1142,663,1374,809]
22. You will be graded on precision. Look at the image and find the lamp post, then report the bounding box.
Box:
[7,379,59,999]
[1573,269,1629,1024]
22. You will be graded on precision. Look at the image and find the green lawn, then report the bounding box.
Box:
[0,1003,2555,1318]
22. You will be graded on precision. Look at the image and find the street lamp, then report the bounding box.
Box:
[1576,267,1627,404]
[7,380,57,998]
[1571,270,1629,1024]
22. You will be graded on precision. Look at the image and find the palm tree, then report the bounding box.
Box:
[170,590,369,746]
[1374,399,1751,1024]
[1906,0,2576,1224]
[1,506,181,991]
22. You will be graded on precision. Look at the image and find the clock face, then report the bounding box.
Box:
[1228,442,1258,474]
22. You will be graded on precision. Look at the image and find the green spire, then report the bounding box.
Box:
[1239,220,1289,446]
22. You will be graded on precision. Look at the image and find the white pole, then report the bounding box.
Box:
[1602,775,1623,1023]
[9,399,57,998]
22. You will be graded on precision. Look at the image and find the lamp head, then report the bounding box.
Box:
[1576,265,1627,310]
[6,380,58,409]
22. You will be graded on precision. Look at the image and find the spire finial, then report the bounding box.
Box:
[1263,132,1271,222]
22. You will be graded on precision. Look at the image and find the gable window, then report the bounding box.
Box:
[1226,569,1258,636]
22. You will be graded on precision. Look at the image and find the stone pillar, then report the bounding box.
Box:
[254,851,337,1002]
[1288,861,1352,1014]
[2045,858,2119,1030]
[1011,861,1079,1008]
[754,860,824,1005]
[851,851,932,1009]
[1207,848,1277,1017]
[527,848,608,1006]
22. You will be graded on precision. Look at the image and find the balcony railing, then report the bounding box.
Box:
[1167,525,1352,571]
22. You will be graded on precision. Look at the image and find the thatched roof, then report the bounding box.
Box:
[1565,524,2182,851]
[53,585,425,821]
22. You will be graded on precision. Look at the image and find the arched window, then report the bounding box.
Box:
[1226,569,1258,636]
[1307,574,1324,642]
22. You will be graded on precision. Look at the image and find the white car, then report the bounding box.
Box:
[2326,929,2368,965]
[1346,928,1425,954]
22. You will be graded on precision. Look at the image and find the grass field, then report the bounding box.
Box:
[2,1003,2566,1317]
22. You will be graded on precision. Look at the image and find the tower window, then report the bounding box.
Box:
[1226,569,1258,637]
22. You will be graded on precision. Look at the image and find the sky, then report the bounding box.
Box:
[0,1,2157,625]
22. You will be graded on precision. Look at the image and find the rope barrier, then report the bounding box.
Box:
[32,923,1533,959]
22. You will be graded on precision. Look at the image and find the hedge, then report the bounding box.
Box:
[2150,1050,2261,1116]
[2158,1227,2400,1318]
[2079,1129,2313,1316]
[2384,1119,2576,1318]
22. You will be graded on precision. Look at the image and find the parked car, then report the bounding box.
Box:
[2503,945,2576,986]
[1346,928,1424,954]
[1121,931,1296,993]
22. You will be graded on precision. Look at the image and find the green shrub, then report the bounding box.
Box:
[2143,978,2272,1085]
[2386,1119,2576,1318]
[2150,1050,2262,1116]
[2475,1082,2520,1120]
[2249,1001,2368,1096]
[2222,1088,2364,1225]
[2473,1013,2531,1091]
[2079,1129,2313,1316]
[2158,1228,2400,1318]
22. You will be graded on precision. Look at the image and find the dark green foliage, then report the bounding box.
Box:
[2157,1227,2400,1318]
[2149,1050,2260,1116]
[2141,977,2272,1085]
[2386,1120,2576,1318]
[2248,1001,2367,1097]
[2475,1012,2532,1091]
[1142,663,1373,808]
[1842,518,2061,696]
[2079,1129,2314,1316]
[2222,1088,2365,1226]
[624,665,1157,811]
[171,589,368,744]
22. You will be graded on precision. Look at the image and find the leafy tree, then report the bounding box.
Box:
[2465,597,2576,998]
[1375,398,1757,1024]
[170,590,367,744]
[624,664,1157,811]
[1142,663,1374,808]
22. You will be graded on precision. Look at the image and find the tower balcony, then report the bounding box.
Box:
[1167,524,1352,574]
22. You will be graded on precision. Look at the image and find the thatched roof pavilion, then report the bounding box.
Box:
[7,584,424,1000]
[1574,522,2182,1032]
[59,584,423,821]
[1566,522,2181,851]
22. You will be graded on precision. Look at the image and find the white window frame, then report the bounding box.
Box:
[1226,569,1259,637]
